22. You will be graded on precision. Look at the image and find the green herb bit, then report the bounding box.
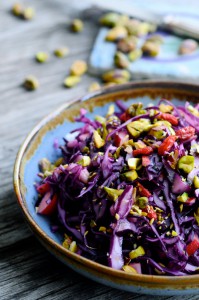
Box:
[104,187,124,201]
[178,155,194,174]
[54,47,69,58]
[64,75,81,88]
[129,246,145,259]
[70,19,84,32]
[23,75,39,91]
[36,52,49,63]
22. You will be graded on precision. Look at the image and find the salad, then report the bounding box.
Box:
[36,99,199,276]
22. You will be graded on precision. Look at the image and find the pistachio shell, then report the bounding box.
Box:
[100,12,120,27]
[71,19,84,32]
[36,52,49,63]
[128,49,142,62]
[105,26,128,42]
[102,69,130,84]
[64,75,81,88]
[142,41,160,57]
[114,51,129,68]
[146,34,164,44]
[24,75,39,91]
[11,3,23,16]
[117,36,137,53]
[179,39,198,55]
[88,82,101,92]
[22,7,35,20]
[70,60,87,76]
[54,47,69,58]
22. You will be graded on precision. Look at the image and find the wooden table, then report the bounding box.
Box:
[0,1,198,299]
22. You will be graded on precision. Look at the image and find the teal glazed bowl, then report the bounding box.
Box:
[14,81,199,296]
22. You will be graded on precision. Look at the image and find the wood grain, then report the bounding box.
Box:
[0,1,199,299]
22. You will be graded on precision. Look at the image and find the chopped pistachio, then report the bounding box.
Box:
[22,7,35,20]
[177,192,189,203]
[77,156,91,167]
[107,104,115,116]
[114,51,129,69]
[137,197,148,209]
[148,127,166,140]
[125,19,141,35]
[142,41,160,57]
[102,69,130,84]
[123,170,138,181]
[24,75,39,91]
[70,60,87,76]
[105,26,128,42]
[194,176,199,189]
[159,103,173,113]
[179,39,198,55]
[69,241,78,253]
[127,103,146,117]
[127,158,141,170]
[115,213,120,220]
[54,47,69,58]
[99,12,120,27]
[194,208,199,225]
[122,265,137,274]
[70,19,84,32]
[117,36,137,53]
[88,82,101,92]
[64,75,81,88]
[104,187,124,201]
[128,49,142,62]
[129,246,145,259]
[127,119,152,138]
[93,130,105,148]
[178,155,194,174]
[99,226,107,232]
[187,104,199,117]
[62,234,72,249]
[146,34,164,44]
[171,230,178,237]
[11,3,23,16]
[36,52,49,63]
[179,203,184,212]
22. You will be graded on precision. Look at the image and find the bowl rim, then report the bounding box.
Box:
[13,80,199,286]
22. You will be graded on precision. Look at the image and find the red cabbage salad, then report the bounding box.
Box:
[35,99,199,276]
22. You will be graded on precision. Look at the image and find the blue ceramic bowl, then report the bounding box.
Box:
[14,81,199,295]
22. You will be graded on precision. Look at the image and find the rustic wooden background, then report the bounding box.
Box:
[1,1,199,299]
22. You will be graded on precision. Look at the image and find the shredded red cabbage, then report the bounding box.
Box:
[36,99,199,276]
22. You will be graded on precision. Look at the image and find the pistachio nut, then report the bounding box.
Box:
[117,36,137,53]
[24,75,39,91]
[11,3,23,16]
[99,12,120,27]
[179,39,198,55]
[71,19,84,32]
[54,47,69,58]
[93,130,105,148]
[22,7,35,20]
[102,69,130,84]
[178,155,194,174]
[105,26,128,42]
[104,187,124,201]
[36,52,49,63]
[142,41,160,57]
[70,60,87,76]
[129,246,145,259]
[128,49,142,62]
[114,51,129,68]
[88,82,101,92]
[64,75,81,88]
[146,34,164,44]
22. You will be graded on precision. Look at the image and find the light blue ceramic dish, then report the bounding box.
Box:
[14,81,199,295]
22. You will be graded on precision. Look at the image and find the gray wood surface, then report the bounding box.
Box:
[0,1,199,299]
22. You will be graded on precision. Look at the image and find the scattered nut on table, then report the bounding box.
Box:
[102,69,131,84]
[64,75,81,88]
[70,19,84,32]
[70,60,87,76]
[23,75,39,91]
[54,47,69,58]
[35,52,49,63]
[178,39,198,55]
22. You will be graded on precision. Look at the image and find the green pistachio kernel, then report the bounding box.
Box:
[129,246,145,259]
[194,176,199,188]
[69,241,78,253]
[123,265,137,274]
[178,155,194,174]
[39,158,51,173]
[104,187,124,201]
[36,52,49,63]
[149,127,166,140]
[137,197,148,209]
[127,158,141,170]
[123,170,138,181]
[24,75,39,91]
[64,75,81,88]
[171,230,178,237]
[142,41,160,57]
[77,156,91,167]
[127,103,146,117]
[22,7,35,20]
[127,119,152,138]
[128,48,142,62]
[105,26,128,42]
[70,60,87,76]
[54,47,69,58]
[93,130,105,148]
[12,3,23,16]
[70,19,84,32]
[99,12,120,27]
[177,192,189,203]
[102,69,130,84]
[114,51,129,69]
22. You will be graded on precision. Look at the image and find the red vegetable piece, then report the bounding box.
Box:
[114,131,129,147]
[158,135,177,156]
[137,182,151,197]
[142,156,151,167]
[144,206,157,220]
[158,113,178,125]
[186,234,199,256]
[120,112,130,122]
[36,183,51,195]
[133,146,153,157]
[175,126,195,141]
[37,193,58,215]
